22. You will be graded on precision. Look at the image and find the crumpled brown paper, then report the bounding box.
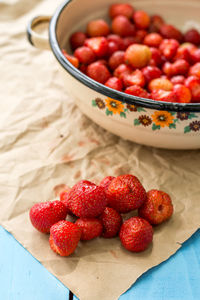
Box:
[0,1,200,300]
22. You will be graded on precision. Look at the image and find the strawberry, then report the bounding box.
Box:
[108,51,125,70]
[100,207,122,238]
[184,29,200,46]
[107,34,124,50]
[106,174,146,213]
[75,218,103,240]
[67,180,107,218]
[59,188,74,215]
[111,15,135,37]
[159,39,179,60]
[70,32,87,50]
[185,75,200,102]
[74,46,96,64]
[119,217,153,252]
[84,37,108,57]
[86,61,111,84]
[159,24,183,42]
[29,200,67,233]
[99,176,115,192]
[122,69,145,88]
[138,189,173,225]
[149,15,164,33]
[62,50,79,68]
[125,85,150,98]
[173,84,192,103]
[109,3,134,19]
[105,77,123,91]
[49,220,81,256]
[87,19,110,37]
[151,89,178,102]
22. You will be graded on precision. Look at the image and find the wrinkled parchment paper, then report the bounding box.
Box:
[0,1,200,299]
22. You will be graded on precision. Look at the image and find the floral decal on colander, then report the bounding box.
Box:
[91,97,199,133]
[92,97,145,117]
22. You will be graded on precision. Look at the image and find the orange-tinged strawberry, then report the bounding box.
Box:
[125,44,151,68]
[75,218,103,241]
[189,62,200,79]
[62,50,79,68]
[87,19,110,37]
[29,200,67,233]
[133,10,150,30]
[148,78,173,92]
[138,189,173,225]
[120,217,153,252]
[185,76,200,102]
[106,174,146,213]
[49,220,81,256]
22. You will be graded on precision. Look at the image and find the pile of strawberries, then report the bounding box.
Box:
[29,174,173,256]
[62,3,200,103]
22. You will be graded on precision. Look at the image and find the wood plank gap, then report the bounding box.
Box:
[69,290,74,300]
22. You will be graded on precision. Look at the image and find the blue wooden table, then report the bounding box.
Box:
[1,225,199,300]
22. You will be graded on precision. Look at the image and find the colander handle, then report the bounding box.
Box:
[27,16,51,50]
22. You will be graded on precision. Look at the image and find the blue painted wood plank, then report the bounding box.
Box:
[0,226,69,300]
[1,225,200,300]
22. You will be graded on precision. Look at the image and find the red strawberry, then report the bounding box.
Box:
[86,61,111,84]
[100,207,122,238]
[122,69,145,88]
[75,218,103,240]
[29,200,67,233]
[106,174,146,213]
[105,77,123,91]
[159,24,183,42]
[49,220,81,256]
[61,180,95,209]
[138,189,173,225]
[84,37,108,57]
[119,217,153,252]
[67,180,107,218]
[59,188,75,216]
[77,180,96,186]
[125,85,150,99]
[99,176,115,192]
[151,89,178,102]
